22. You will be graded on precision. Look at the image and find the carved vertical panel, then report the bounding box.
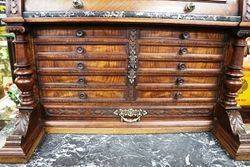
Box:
[127,29,138,101]
[128,29,138,84]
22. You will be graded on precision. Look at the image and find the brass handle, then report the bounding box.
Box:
[79,92,87,99]
[77,62,85,70]
[76,47,85,54]
[180,32,190,40]
[174,92,182,100]
[73,0,84,9]
[176,77,185,86]
[114,109,147,123]
[184,3,195,13]
[177,63,187,71]
[76,30,85,37]
[179,47,188,55]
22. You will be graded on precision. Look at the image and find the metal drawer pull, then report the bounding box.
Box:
[78,77,86,85]
[79,92,87,99]
[177,63,187,71]
[77,62,85,70]
[176,77,185,86]
[114,109,147,123]
[76,30,85,37]
[184,3,195,13]
[73,0,84,9]
[179,47,188,55]
[180,32,190,40]
[76,47,85,54]
[174,92,182,100]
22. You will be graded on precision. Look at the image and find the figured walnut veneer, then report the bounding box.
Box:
[1,0,250,163]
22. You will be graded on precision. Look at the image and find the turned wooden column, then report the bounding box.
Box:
[223,36,246,108]
[213,29,250,160]
[9,25,35,136]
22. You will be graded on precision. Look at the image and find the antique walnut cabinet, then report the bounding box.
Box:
[1,0,250,163]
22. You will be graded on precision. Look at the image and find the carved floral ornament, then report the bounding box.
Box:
[227,110,246,135]
[128,29,138,84]
[9,0,18,14]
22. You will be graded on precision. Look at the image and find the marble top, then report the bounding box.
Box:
[23,11,241,22]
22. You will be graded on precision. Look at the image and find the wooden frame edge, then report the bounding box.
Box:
[0,128,45,164]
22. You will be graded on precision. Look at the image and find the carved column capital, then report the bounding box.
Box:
[6,25,26,34]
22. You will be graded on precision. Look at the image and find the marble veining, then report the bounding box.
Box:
[23,11,241,22]
[1,133,250,167]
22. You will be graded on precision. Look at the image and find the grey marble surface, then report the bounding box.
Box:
[1,133,250,167]
[23,11,241,22]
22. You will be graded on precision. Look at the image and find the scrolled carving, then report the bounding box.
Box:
[128,29,138,84]
[245,0,250,21]
[236,29,250,38]
[227,110,246,135]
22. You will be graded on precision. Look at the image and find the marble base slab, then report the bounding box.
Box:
[1,133,250,167]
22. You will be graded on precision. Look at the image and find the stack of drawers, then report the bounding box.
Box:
[33,25,226,121]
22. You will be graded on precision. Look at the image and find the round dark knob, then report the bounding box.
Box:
[78,77,86,84]
[76,47,85,54]
[73,0,84,9]
[76,30,85,37]
[77,62,85,70]
[184,3,195,13]
[79,92,87,99]
[177,63,187,71]
[180,32,190,40]
[174,92,182,100]
[176,77,185,86]
[179,47,188,55]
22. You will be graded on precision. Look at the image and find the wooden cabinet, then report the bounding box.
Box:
[1,0,250,163]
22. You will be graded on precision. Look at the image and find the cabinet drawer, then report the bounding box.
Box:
[139,28,225,42]
[40,75,126,87]
[34,26,127,38]
[44,104,214,119]
[25,0,238,16]
[41,90,125,102]
[38,60,127,70]
[139,61,221,69]
[137,90,216,99]
[35,44,127,55]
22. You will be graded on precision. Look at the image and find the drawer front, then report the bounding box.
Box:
[44,104,214,119]
[40,75,126,87]
[41,90,125,102]
[35,44,127,54]
[38,60,127,70]
[25,0,238,16]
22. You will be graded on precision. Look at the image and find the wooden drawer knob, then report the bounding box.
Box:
[177,63,187,71]
[79,92,87,99]
[184,3,195,13]
[76,47,85,54]
[174,92,182,100]
[179,47,188,55]
[76,30,86,37]
[73,0,84,9]
[176,77,185,86]
[180,32,190,40]
[77,62,85,70]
